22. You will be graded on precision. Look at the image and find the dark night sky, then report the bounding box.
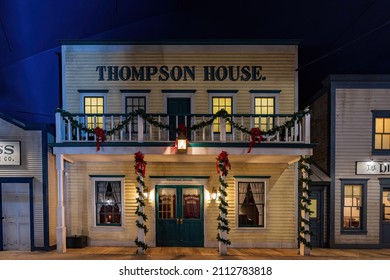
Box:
[1,0,390,124]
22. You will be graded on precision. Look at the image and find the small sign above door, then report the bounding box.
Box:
[356,161,390,175]
[0,141,21,166]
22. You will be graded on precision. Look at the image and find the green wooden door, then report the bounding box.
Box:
[156,185,204,247]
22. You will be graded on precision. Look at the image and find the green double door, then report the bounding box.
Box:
[156,185,204,247]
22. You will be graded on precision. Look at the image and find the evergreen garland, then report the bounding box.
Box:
[134,151,148,253]
[56,107,310,145]
[216,151,231,246]
[298,156,313,250]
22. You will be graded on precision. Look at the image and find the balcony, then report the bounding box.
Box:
[55,109,311,146]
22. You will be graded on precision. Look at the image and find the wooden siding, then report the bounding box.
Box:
[334,88,390,245]
[63,45,297,115]
[65,161,297,248]
[0,119,45,247]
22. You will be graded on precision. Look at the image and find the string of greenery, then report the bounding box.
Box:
[216,152,231,246]
[134,153,148,252]
[298,156,313,250]
[55,107,310,139]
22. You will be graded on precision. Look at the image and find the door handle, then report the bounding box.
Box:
[176,218,183,224]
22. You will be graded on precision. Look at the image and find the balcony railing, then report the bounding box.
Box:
[55,110,310,145]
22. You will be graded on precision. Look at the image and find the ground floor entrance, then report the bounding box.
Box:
[1,181,31,251]
[381,179,390,247]
[155,185,204,247]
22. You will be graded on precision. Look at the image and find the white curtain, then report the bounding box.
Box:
[250,182,264,226]
[238,183,247,206]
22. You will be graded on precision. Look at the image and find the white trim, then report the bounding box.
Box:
[90,177,125,230]
[234,177,269,230]
[250,93,279,114]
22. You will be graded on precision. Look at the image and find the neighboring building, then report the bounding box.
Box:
[310,75,390,248]
[53,42,313,252]
[0,113,57,251]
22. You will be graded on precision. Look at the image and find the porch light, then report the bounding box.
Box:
[211,187,218,201]
[143,187,149,200]
[177,135,187,152]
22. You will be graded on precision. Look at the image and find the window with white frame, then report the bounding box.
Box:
[209,91,237,133]
[250,90,279,131]
[94,179,123,227]
[125,96,146,133]
[237,181,266,227]
[84,96,104,129]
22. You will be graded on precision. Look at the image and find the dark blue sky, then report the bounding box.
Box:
[1,0,390,124]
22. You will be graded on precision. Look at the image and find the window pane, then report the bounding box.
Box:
[238,182,265,227]
[375,134,383,149]
[344,185,352,196]
[96,181,121,226]
[376,118,384,133]
[182,188,200,219]
[385,118,390,133]
[383,135,390,149]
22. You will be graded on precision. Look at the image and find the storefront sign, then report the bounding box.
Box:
[96,65,267,82]
[356,161,390,175]
[0,141,21,165]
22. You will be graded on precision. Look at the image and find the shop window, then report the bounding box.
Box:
[341,179,367,234]
[95,180,122,226]
[125,96,146,133]
[254,97,275,131]
[212,96,232,133]
[84,96,104,129]
[373,111,390,154]
[237,182,265,227]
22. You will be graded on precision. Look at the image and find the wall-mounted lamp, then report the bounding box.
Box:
[143,187,149,200]
[211,187,218,201]
[177,135,187,152]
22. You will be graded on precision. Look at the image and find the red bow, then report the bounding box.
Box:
[94,127,106,151]
[178,124,187,136]
[248,127,264,153]
[134,151,147,177]
[216,151,231,176]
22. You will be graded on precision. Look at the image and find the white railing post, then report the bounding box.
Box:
[55,112,64,143]
[220,117,226,143]
[304,111,311,144]
[138,115,144,143]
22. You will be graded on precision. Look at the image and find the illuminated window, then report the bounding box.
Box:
[341,179,367,233]
[212,97,232,133]
[374,117,390,150]
[84,96,104,129]
[254,97,275,131]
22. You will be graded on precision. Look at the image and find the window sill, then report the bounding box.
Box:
[90,226,124,232]
[341,229,368,235]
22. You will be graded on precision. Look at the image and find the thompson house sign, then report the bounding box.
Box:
[0,141,21,166]
[356,161,390,175]
[96,65,267,82]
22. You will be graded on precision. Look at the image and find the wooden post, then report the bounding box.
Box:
[56,154,66,253]
[218,173,227,256]
[137,174,145,255]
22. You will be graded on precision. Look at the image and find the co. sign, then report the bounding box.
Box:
[0,141,21,166]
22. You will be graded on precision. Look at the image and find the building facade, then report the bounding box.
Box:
[0,113,57,251]
[53,43,313,252]
[310,75,390,248]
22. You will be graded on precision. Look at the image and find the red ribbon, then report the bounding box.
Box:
[178,123,187,136]
[94,127,106,151]
[247,128,264,153]
[134,151,147,177]
[216,151,231,176]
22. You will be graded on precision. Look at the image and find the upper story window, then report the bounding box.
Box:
[84,96,104,129]
[250,90,280,131]
[373,111,390,154]
[126,96,146,133]
[209,90,237,133]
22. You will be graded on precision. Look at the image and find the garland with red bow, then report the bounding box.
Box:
[247,127,264,153]
[94,127,106,151]
[134,151,148,253]
[216,151,231,249]
[216,151,231,176]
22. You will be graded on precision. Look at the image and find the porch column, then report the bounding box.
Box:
[56,154,67,253]
[218,174,228,256]
[299,158,311,256]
